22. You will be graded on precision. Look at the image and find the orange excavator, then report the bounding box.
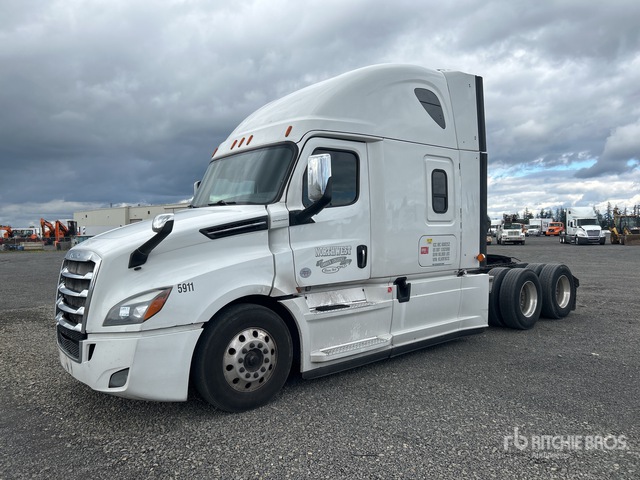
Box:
[55,220,70,241]
[1,225,13,239]
[40,218,56,245]
[40,218,76,245]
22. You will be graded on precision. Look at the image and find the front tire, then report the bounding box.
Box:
[193,304,293,412]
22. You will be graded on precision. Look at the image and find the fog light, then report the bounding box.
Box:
[109,368,129,388]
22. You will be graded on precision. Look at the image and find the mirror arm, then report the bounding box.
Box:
[291,177,332,226]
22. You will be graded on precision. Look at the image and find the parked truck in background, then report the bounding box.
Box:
[526,219,550,237]
[546,221,564,236]
[496,221,525,245]
[561,207,605,245]
[489,219,502,237]
[55,64,579,412]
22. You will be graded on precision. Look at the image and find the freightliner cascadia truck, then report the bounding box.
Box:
[561,207,606,245]
[56,64,578,412]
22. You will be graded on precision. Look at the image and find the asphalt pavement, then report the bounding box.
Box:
[1,236,638,479]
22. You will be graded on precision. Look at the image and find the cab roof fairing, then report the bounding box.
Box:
[214,64,463,157]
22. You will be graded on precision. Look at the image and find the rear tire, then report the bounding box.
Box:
[193,304,293,412]
[525,263,546,276]
[539,264,575,319]
[499,269,542,330]
[488,268,510,327]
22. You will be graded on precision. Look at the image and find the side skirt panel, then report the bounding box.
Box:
[301,326,487,379]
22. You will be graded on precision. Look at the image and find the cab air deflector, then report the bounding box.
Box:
[199,216,269,240]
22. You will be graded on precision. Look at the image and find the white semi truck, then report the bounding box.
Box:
[561,207,605,245]
[56,65,579,412]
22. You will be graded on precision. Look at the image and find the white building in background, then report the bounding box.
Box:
[74,203,189,236]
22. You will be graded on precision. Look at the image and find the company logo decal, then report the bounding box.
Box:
[315,246,352,257]
[315,246,352,274]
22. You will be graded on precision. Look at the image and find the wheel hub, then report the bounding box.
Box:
[223,328,276,392]
[555,275,571,309]
[519,280,538,317]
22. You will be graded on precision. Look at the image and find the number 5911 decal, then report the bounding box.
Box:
[177,282,194,293]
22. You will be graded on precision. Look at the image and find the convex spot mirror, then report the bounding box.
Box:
[307,154,332,202]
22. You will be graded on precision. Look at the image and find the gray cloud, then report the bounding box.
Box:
[2,0,640,228]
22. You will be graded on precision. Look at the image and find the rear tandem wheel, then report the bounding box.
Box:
[539,264,576,319]
[499,269,542,330]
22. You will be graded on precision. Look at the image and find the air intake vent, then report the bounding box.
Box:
[200,216,268,240]
[415,88,446,129]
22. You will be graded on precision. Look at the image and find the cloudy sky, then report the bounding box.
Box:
[1,0,639,229]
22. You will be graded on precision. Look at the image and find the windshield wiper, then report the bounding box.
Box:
[208,200,237,206]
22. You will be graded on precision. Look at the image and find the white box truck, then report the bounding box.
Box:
[561,207,605,245]
[489,219,502,237]
[55,65,579,412]
[526,219,550,236]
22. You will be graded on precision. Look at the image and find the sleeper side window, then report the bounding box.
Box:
[303,148,358,208]
[432,169,448,214]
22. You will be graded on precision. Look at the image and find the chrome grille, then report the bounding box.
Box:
[56,250,101,360]
[586,230,599,237]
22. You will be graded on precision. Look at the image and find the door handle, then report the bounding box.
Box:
[357,245,367,269]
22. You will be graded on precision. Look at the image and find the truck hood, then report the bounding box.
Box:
[75,205,269,260]
[64,205,276,333]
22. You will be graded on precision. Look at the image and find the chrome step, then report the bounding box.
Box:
[310,335,391,362]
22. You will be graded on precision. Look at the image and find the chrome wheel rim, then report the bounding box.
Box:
[223,328,277,392]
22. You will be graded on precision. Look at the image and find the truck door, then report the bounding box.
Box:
[287,138,371,287]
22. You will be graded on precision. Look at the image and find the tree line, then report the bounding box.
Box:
[500,203,640,229]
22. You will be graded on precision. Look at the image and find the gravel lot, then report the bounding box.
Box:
[1,236,638,479]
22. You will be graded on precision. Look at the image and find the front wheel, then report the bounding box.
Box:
[192,304,293,412]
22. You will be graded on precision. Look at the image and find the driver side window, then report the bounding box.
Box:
[303,148,358,208]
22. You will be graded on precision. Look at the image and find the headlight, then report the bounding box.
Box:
[104,287,172,326]
[577,230,587,237]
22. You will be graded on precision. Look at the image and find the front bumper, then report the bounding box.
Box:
[501,236,524,243]
[576,236,601,245]
[57,325,203,402]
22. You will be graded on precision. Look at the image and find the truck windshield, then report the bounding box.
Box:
[577,219,598,227]
[192,144,296,207]
[504,223,522,229]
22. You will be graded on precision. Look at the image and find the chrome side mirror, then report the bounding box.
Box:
[307,154,331,202]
